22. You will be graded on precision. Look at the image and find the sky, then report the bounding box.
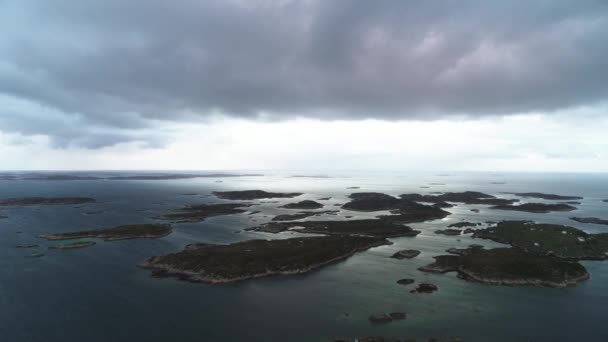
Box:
[1,0,607,172]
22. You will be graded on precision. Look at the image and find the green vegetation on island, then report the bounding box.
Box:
[139,236,390,283]
[39,224,172,241]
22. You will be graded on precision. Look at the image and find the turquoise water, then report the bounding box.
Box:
[1,171,608,341]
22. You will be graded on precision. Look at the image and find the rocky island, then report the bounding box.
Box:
[280,200,324,209]
[506,192,583,200]
[419,247,589,287]
[390,249,421,259]
[0,197,96,206]
[341,192,450,222]
[139,236,390,283]
[247,218,421,237]
[570,217,608,226]
[212,190,302,200]
[160,203,251,222]
[39,223,172,241]
[49,241,96,250]
[489,203,577,213]
[400,191,518,206]
[272,210,339,221]
[473,221,608,260]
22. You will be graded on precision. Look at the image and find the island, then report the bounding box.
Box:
[396,278,415,285]
[159,203,251,222]
[246,218,420,238]
[341,192,450,223]
[390,249,421,259]
[400,191,518,206]
[505,192,583,200]
[272,210,339,221]
[212,190,302,200]
[280,200,324,209]
[16,244,39,249]
[448,222,480,228]
[0,215,7,219]
[139,235,391,283]
[570,217,608,226]
[39,223,172,241]
[49,241,96,250]
[473,221,608,260]
[435,229,462,236]
[410,283,438,293]
[489,203,577,213]
[418,247,589,287]
[0,197,96,206]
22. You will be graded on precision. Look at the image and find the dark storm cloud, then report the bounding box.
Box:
[1,0,608,147]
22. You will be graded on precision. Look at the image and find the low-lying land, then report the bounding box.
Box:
[280,200,324,209]
[341,192,450,223]
[49,241,96,250]
[400,191,518,206]
[160,203,251,222]
[506,192,583,200]
[212,190,302,200]
[272,210,339,221]
[473,221,608,260]
[570,217,608,226]
[39,224,172,241]
[0,197,96,206]
[390,249,420,259]
[419,247,589,287]
[489,203,577,213]
[247,218,420,237]
[139,236,390,283]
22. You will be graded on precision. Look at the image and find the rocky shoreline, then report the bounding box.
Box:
[139,236,391,283]
[39,223,172,241]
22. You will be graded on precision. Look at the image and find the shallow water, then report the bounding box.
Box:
[1,171,608,341]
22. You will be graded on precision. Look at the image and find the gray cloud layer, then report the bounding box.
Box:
[1,0,608,147]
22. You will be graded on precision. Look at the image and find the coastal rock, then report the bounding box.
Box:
[0,197,96,206]
[49,241,96,249]
[448,222,479,228]
[570,217,608,226]
[139,236,391,284]
[506,192,583,200]
[400,191,518,206]
[212,190,302,200]
[390,249,421,259]
[280,200,324,209]
[397,278,415,285]
[16,244,39,249]
[160,203,251,222]
[490,203,577,213]
[247,218,420,238]
[28,253,45,258]
[435,229,462,236]
[419,247,589,287]
[39,224,172,241]
[470,209,480,213]
[368,314,393,323]
[272,210,339,221]
[389,312,406,320]
[410,283,438,293]
[341,192,450,223]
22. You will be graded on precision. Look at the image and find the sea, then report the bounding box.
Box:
[1,171,607,342]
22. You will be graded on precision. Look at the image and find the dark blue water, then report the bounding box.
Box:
[1,171,608,341]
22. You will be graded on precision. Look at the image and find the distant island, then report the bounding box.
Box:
[489,203,577,213]
[0,197,96,206]
[159,203,251,222]
[571,217,608,226]
[212,190,302,200]
[139,236,390,283]
[49,241,96,250]
[39,224,172,241]
[504,192,583,200]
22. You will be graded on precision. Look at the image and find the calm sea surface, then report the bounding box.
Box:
[1,171,607,341]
